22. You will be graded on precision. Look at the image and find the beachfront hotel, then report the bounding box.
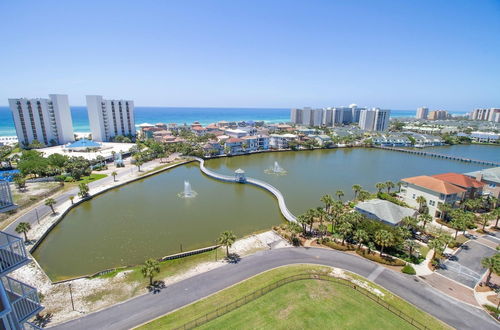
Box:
[359,108,390,131]
[86,95,136,142]
[291,105,364,127]
[8,94,74,147]
[416,107,429,120]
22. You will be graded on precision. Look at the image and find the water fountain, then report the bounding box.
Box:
[265,161,287,175]
[178,180,197,198]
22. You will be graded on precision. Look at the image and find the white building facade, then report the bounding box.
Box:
[470,108,500,122]
[86,95,136,142]
[416,107,428,120]
[359,108,390,131]
[8,94,74,147]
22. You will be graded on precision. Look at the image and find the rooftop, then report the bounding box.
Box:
[355,199,416,225]
[66,138,101,149]
[432,173,485,189]
[465,167,500,184]
[402,175,466,195]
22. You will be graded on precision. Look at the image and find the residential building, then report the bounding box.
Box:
[224,129,248,138]
[0,230,43,329]
[192,126,207,136]
[416,107,429,120]
[372,134,412,147]
[0,180,15,212]
[458,132,500,143]
[355,199,417,226]
[399,175,465,217]
[269,134,297,149]
[470,108,500,122]
[428,110,449,120]
[465,167,500,198]
[359,108,390,131]
[432,173,484,199]
[9,94,74,147]
[309,134,332,146]
[224,137,244,154]
[202,141,223,156]
[86,95,136,142]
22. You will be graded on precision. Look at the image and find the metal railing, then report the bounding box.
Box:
[1,276,42,323]
[0,232,28,275]
[174,273,428,330]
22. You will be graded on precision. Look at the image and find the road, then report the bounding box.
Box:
[53,247,499,330]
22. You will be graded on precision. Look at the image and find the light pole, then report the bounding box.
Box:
[68,283,75,311]
[35,209,40,225]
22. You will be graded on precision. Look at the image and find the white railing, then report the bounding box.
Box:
[194,158,297,223]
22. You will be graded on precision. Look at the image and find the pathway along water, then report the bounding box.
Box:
[32,146,497,279]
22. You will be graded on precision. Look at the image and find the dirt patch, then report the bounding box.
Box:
[278,305,295,319]
[487,294,500,306]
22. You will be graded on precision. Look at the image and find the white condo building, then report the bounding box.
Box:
[416,107,429,120]
[470,108,500,122]
[86,95,136,142]
[8,94,74,147]
[359,108,391,131]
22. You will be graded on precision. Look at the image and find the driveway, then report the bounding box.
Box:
[52,247,499,330]
[437,240,497,288]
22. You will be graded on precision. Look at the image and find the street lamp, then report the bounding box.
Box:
[68,283,75,311]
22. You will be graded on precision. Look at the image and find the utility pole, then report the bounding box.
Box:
[35,209,40,225]
[68,283,75,311]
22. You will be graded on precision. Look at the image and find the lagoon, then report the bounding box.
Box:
[32,146,493,279]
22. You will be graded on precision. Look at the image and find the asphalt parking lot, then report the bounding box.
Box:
[436,240,497,288]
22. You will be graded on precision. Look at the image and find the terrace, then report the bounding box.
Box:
[0,232,29,277]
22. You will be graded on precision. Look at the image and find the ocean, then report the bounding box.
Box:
[0,106,466,137]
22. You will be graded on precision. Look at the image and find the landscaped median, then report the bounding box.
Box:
[137,264,450,330]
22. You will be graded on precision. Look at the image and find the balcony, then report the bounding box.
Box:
[22,322,43,330]
[0,232,29,276]
[1,277,42,323]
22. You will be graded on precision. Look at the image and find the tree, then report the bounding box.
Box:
[218,231,236,256]
[15,222,31,242]
[428,238,445,260]
[141,258,160,285]
[385,181,395,194]
[375,182,386,193]
[416,196,427,214]
[135,160,144,172]
[44,198,56,214]
[404,239,420,258]
[401,216,418,231]
[437,202,451,220]
[338,222,352,245]
[478,213,493,231]
[374,230,394,257]
[13,175,26,191]
[69,195,75,205]
[449,216,467,239]
[492,208,500,228]
[320,195,333,214]
[111,171,118,182]
[297,214,309,235]
[352,185,362,200]
[357,190,371,202]
[78,183,90,198]
[418,214,433,231]
[481,254,500,285]
[335,190,344,201]
[353,229,369,250]
[396,181,403,192]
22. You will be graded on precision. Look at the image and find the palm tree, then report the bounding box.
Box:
[404,239,419,258]
[418,214,433,231]
[375,182,386,193]
[141,258,160,285]
[338,222,352,245]
[335,190,344,201]
[481,254,500,285]
[320,195,333,214]
[357,190,371,202]
[69,195,75,205]
[78,183,90,198]
[135,160,144,172]
[44,198,56,214]
[437,202,451,220]
[111,171,118,182]
[416,196,427,214]
[15,222,31,242]
[492,208,500,228]
[315,207,327,229]
[478,213,493,231]
[352,184,362,200]
[401,216,418,230]
[298,214,309,234]
[396,181,403,192]
[218,231,237,256]
[385,181,395,194]
[305,209,316,233]
[353,229,369,250]
[374,230,394,257]
[428,238,445,260]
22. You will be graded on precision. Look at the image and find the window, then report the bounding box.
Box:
[412,194,415,199]
[429,200,436,206]
[440,194,445,200]
[489,183,496,188]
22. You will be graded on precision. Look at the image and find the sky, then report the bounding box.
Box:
[0,0,499,110]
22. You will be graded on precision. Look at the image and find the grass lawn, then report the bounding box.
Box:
[419,244,430,258]
[78,173,107,184]
[139,265,449,330]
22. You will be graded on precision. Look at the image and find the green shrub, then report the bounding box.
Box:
[323,241,355,251]
[402,264,416,275]
[291,236,301,246]
[356,250,406,266]
[483,304,499,317]
[64,176,75,182]
[377,192,410,208]
[55,175,66,182]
